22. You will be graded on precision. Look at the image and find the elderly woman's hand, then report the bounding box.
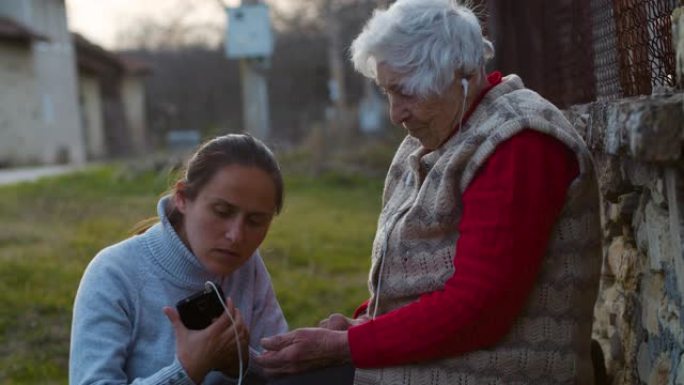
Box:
[319,313,370,331]
[254,328,350,376]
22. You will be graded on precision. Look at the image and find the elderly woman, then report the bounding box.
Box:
[256,0,602,384]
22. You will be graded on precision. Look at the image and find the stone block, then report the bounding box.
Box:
[659,299,683,346]
[604,94,684,162]
[604,103,627,156]
[641,272,664,335]
[610,331,624,366]
[650,176,668,208]
[594,282,618,333]
[564,106,590,141]
[596,154,632,202]
[623,159,660,190]
[637,342,652,384]
[648,353,671,385]
[589,102,609,151]
[568,102,608,152]
[675,352,684,385]
[606,236,641,289]
[625,94,684,162]
[666,168,684,299]
[611,192,641,222]
[637,344,672,385]
[634,201,672,271]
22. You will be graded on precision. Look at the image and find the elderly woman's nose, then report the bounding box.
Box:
[389,99,409,125]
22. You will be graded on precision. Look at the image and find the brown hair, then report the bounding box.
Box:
[133,134,283,234]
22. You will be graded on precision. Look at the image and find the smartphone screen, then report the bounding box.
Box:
[176,285,225,330]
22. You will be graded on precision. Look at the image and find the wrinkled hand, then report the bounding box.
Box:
[319,313,370,331]
[163,298,249,384]
[254,328,350,376]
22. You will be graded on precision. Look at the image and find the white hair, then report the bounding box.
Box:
[350,0,495,98]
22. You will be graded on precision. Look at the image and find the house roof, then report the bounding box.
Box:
[73,33,152,77]
[0,16,49,44]
[118,55,152,76]
[73,33,125,76]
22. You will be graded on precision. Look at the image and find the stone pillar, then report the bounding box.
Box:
[674,5,684,89]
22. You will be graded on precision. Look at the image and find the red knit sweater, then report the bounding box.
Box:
[348,74,580,368]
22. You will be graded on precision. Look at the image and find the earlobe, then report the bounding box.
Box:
[173,182,187,214]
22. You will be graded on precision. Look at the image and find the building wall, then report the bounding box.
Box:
[0,43,43,165]
[0,0,85,165]
[78,74,105,159]
[121,76,147,154]
[565,91,684,385]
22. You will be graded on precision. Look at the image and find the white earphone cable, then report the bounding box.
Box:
[459,78,469,131]
[205,281,244,385]
[373,78,469,320]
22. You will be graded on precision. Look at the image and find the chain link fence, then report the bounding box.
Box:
[490,0,679,108]
[594,0,678,99]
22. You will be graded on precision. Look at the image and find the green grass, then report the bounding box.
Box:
[0,162,384,384]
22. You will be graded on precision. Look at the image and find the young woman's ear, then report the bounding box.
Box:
[173,181,188,214]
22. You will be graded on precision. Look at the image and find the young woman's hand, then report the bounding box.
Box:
[318,313,370,330]
[215,306,250,377]
[163,297,250,383]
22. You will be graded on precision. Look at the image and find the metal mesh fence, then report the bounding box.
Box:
[490,0,679,107]
[595,0,678,99]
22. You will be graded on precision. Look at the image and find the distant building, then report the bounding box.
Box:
[74,34,152,159]
[0,16,46,166]
[0,0,151,167]
[119,55,151,155]
[73,33,112,160]
[0,0,85,165]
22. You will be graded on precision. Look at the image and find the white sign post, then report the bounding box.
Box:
[224,3,273,141]
[225,5,273,58]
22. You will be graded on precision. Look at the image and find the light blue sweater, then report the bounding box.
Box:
[69,196,288,385]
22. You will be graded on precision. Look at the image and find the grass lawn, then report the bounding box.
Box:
[0,162,384,384]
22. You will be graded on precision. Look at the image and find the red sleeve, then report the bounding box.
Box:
[353,299,370,319]
[348,130,579,368]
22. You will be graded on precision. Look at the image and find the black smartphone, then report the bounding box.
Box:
[176,285,225,330]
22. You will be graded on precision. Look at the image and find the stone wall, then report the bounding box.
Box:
[565,89,684,384]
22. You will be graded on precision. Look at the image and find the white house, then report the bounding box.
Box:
[0,16,46,166]
[73,34,152,158]
[0,0,86,165]
[0,0,152,166]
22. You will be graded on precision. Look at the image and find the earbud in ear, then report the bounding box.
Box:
[461,78,469,95]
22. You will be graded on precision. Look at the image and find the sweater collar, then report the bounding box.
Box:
[411,72,507,165]
[142,196,223,288]
[438,71,503,147]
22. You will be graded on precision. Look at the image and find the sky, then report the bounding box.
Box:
[65,0,250,49]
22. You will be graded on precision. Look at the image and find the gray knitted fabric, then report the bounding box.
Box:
[355,75,602,385]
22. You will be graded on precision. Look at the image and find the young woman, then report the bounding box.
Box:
[70,134,287,385]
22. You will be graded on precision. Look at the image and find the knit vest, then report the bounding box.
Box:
[355,75,602,385]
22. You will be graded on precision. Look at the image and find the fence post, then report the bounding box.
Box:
[674,4,684,89]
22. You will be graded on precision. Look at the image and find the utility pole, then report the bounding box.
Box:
[356,0,390,135]
[325,0,348,114]
[239,57,270,141]
[324,0,354,144]
[222,0,272,140]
